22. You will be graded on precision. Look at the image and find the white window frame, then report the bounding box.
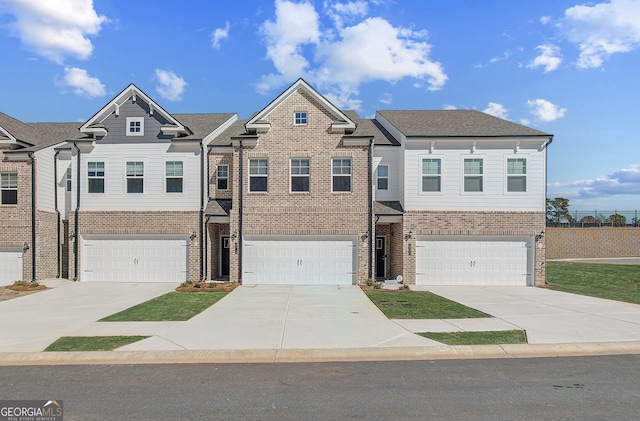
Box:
[290,158,310,193]
[506,157,527,193]
[87,161,105,194]
[66,167,72,192]
[294,111,307,125]
[249,158,268,192]
[332,158,352,193]
[126,117,144,136]
[0,172,18,205]
[463,157,484,193]
[126,161,144,194]
[421,158,442,193]
[165,161,183,193]
[377,164,389,191]
[216,164,229,191]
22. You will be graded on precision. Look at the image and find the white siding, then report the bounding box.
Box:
[373,147,401,201]
[34,147,56,212]
[404,144,546,211]
[73,142,202,211]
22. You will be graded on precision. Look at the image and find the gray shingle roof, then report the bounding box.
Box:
[343,111,401,146]
[0,112,47,145]
[173,113,236,139]
[378,110,551,137]
[373,201,404,215]
[209,119,250,146]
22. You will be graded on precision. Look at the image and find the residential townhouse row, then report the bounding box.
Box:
[0,79,552,287]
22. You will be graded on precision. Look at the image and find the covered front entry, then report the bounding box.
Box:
[242,236,357,285]
[416,236,532,286]
[0,248,22,284]
[81,236,189,282]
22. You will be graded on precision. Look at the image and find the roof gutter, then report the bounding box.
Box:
[73,142,80,281]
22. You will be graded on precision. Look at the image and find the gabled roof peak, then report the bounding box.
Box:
[245,78,356,134]
[79,83,188,137]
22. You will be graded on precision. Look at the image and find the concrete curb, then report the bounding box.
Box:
[1,341,640,366]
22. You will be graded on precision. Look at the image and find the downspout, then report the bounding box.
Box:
[28,152,36,282]
[53,150,61,278]
[367,138,374,280]
[238,141,244,283]
[199,141,205,281]
[73,142,80,281]
[205,146,211,280]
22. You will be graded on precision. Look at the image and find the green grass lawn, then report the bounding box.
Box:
[100,291,228,322]
[418,330,527,346]
[546,261,640,304]
[45,336,149,351]
[365,290,490,319]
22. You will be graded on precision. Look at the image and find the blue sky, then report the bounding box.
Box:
[1,0,639,212]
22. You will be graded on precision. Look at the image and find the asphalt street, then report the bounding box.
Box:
[3,355,640,420]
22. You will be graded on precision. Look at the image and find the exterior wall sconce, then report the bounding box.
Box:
[535,231,545,240]
[69,231,76,239]
[231,231,237,240]
[190,230,197,240]
[361,233,368,242]
[23,242,30,252]
[404,230,413,241]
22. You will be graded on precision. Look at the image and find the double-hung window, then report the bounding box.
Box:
[421,159,441,192]
[87,162,105,193]
[332,158,351,192]
[126,117,144,136]
[66,167,72,192]
[249,159,268,192]
[464,158,483,192]
[217,165,229,190]
[507,158,526,192]
[126,161,144,193]
[0,172,18,204]
[166,161,183,193]
[294,111,307,125]
[291,158,310,192]
[377,165,389,190]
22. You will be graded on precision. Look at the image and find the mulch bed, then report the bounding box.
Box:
[175,281,239,292]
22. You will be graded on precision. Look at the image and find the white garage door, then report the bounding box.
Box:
[82,237,188,282]
[0,248,23,284]
[243,237,357,285]
[416,237,531,286]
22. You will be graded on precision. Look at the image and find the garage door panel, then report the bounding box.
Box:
[0,249,23,284]
[243,238,356,285]
[83,238,188,282]
[417,238,530,286]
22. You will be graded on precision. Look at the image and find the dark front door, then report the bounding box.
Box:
[375,236,386,279]
[221,236,230,277]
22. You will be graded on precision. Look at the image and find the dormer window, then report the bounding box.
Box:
[126,117,144,136]
[294,112,307,125]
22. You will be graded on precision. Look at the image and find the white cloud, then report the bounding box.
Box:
[55,66,105,97]
[211,22,230,49]
[257,0,447,110]
[540,16,551,25]
[526,98,567,121]
[2,0,108,63]
[325,0,368,30]
[528,44,562,72]
[551,165,640,198]
[155,69,187,101]
[443,104,458,110]
[483,102,508,119]
[561,0,640,68]
[378,92,392,105]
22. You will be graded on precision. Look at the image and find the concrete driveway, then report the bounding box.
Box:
[411,286,640,344]
[119,285,439,351]
[0,279,178,352]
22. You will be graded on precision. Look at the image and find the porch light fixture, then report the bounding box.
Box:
[535,231,545,241]
[404,230,413,241]
[361,233,368,242]
[69,230,76,239]
[23,242,29,252]
[190,230,197,240]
